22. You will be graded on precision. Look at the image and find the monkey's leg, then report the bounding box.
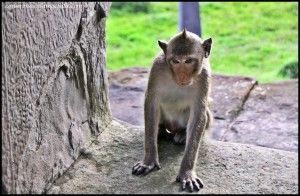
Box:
[205,108,213,130]
[173,128,186,145]
[173,110,189,145]
[132,96,161,175]
[176,108,207,192]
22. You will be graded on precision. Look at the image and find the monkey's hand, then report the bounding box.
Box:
[132,160,161,176]
[176,170,204,192]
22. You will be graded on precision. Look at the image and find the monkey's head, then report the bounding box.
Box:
[158,29,212,87]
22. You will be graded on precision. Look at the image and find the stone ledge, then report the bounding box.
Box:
[48,119,298,194]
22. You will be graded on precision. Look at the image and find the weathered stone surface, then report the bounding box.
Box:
[211,74,257,120]
[209,74,257,140]
[222,80,298,152]
[108,67,149,125]
[2,2,111,193]
[48,120,298,194]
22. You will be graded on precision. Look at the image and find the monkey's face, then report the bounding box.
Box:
[158,29,212,87]
[168,55,200,87]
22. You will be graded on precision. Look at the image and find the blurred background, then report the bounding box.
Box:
[106,2,298,83]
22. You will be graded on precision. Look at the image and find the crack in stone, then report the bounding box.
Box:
[94,2,106,24]
[68,123,75,150]
[220,80,258,141]
[75,8,87,41]
[236,80,258,117]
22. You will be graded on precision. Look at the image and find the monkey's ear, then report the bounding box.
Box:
[158,40,168,54]
[203,38,212,58]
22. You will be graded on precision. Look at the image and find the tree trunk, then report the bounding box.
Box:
[1,2,111,193]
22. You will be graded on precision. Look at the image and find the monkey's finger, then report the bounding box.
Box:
[196,178,204,188]
[192,180,200,191]
[187,180,193,192]
[182,180,187,190]
[155,163,161,170]
[133,162,140,168]
[132,167,139,175]
[135,166,146,175]
[143,168,151,175]
[132,166,141,175]
[143,165,154,175]
[132,163,141,171]
[132,164,143,174]
[132,169,139,175]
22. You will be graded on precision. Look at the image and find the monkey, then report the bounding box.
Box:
[132,29,213,192]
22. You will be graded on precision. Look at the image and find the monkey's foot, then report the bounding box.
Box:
[132,161,161,176]
[173,131,186,145]
[176,171,204,192]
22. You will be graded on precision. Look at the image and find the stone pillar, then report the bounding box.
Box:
[1,2,111,193]
[179,2,201,36]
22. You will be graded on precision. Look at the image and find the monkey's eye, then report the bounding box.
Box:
[185,59,193,64]
[171,59,180,64]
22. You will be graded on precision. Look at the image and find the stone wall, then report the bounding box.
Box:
[1,2,111,193]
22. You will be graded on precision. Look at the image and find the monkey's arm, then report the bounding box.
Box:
[132,89,161,175]
[176,101,206,191]
[176,70,210,191]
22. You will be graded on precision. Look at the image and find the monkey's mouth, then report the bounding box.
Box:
[176,80,193,87]
[171,74,193,87]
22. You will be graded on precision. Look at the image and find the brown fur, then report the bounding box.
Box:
[132,30,213,192]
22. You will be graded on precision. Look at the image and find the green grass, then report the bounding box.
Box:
[106,2,298,83]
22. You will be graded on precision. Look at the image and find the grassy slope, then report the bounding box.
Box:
[106,2,298,83]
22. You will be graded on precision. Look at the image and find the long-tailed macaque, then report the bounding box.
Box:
[132,29,213,192]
